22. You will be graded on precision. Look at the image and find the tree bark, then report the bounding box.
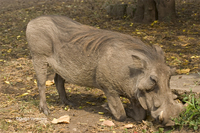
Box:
[133,0,145,23]
[133,0,176,23]
[143,0,158,23]
[155,0,176,22]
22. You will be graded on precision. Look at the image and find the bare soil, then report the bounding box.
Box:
[0,0,200,132]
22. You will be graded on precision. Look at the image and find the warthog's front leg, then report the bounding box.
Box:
[103,89,127,121]
[32,56,50,115]
[125,100,147,121]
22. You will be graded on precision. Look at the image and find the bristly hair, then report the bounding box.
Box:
[68,27,142,53]
[51,16,164,62]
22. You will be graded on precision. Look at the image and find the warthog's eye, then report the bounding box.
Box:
[150,75,158,82]
[146,75,157,92]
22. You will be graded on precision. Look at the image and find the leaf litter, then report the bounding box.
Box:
[0,0,200,132]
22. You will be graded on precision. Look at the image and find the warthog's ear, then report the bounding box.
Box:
[131,55,147,69]
[153,45,164,56]
[128,55,146,77]
[153,45,164,61]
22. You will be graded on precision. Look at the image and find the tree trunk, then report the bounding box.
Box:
[133,0,176,23]
[156,0,176,22]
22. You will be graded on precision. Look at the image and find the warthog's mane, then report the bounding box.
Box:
[51,16,164,62]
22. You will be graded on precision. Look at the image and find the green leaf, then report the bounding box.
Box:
[183,96,188,102]
[194,125,198,130]
[185,101,193,106]
[158,128,164,133]
[165,130,173,133]
[189,121,195,126]
[192,95,195,106]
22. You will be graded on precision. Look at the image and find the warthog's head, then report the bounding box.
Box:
[134,45,183,126]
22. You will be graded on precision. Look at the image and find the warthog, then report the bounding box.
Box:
[26,15,183,126]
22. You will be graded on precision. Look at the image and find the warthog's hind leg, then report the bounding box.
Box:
[32,56,50,115]
[54,73,73,106]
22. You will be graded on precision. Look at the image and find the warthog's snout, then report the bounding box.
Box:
[153,102,184,126]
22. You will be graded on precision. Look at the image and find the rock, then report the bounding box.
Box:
[170,73,200,95]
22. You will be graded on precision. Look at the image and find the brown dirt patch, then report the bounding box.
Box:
[0,0,200,132]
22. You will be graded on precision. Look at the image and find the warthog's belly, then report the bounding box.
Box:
[47,55,98,88]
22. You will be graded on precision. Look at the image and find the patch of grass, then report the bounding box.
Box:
[0,120,9,131]
[124,128,128,133]
[173,92,200,130]
[142,129,147,133]
[86,87,91,91]
[153,128,163,133]
[29,99,39,107]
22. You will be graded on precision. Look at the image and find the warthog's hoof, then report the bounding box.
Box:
[39,105,50,115]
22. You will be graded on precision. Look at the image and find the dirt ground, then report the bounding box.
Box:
[0,0,200,132]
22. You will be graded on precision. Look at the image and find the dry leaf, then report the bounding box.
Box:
[176,69,190,74]
[20,88,26,90]
[181,43,188,47]
[34,79,37,84]
[130,23,133,26]
[46,80,54,86]
[5,119,12,123]
[122,100,128,104]
[86,101,96,105]
[98,112,104,115]
[99,119,105,122]
[142,120,153,127]
[16,78,22,82]
[124,124,134,129]
[191,55,200,59]
[17,93,29,97]
[4,81,10,84]
[51,115,70,124]
[17,35,21,39]
[101,120,115,127]
[7,49,12,53]
[27,76,33,81]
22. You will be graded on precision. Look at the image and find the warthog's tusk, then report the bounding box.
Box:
[172,94,178,99]
[159,111,164,122]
